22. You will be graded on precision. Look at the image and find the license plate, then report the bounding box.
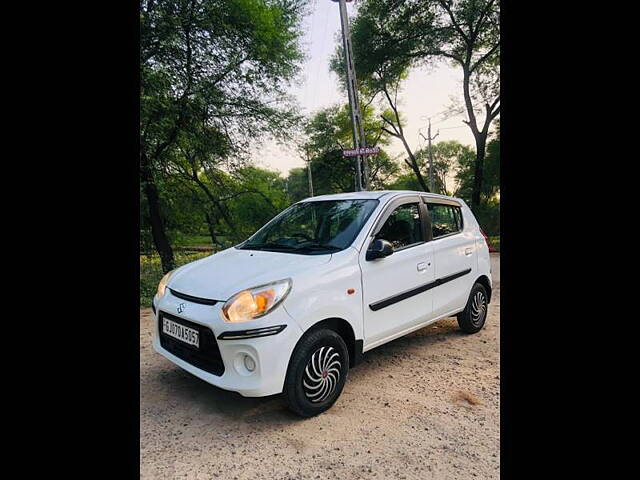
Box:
[162,317,200,348]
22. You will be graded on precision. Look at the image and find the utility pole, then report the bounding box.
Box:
[335,0,368,190]
[305,147,314,197]
[420,118,439,193]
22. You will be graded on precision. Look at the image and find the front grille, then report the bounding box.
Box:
[159,311,225,376]
[169,288,219,306]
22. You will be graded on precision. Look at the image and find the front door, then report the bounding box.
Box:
[360,197,435,350]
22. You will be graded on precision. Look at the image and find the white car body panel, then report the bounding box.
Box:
[428,205,478,318]
[169,247,331,300]
[153,190,492,397]
[281,247,365,341]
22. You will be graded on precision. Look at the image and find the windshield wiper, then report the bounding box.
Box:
[240,242,341,254]
[292,243,342,252]
[240,242,297,251]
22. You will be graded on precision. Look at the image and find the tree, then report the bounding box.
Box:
[330,4,433,191]
[387,172,423,191]
[455,127,499,204]
[341,0,499,209]
[285,167,311,203]
[140,0,305,272]
[224,166,289,240]
[430,0,499,209]
[302,104,399,195]
[415,140,475,195]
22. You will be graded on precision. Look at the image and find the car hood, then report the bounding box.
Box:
[168,247,333,301]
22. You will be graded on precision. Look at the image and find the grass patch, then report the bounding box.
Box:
[140,251,211,308]
[176,234,213,246]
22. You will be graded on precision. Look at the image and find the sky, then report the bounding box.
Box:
[253,0,476,176]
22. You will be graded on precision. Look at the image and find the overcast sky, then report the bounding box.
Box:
[254,0,476,176]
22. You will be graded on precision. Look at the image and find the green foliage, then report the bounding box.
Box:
[285,167,311,203]
[331,2,441,192]
[342,0,500,102]
[140,0,306,260]
[489,235,500,252]
[387,173,423,191]
[298,104,399,197]
[141,164,295,251]
[139,0,501,283]
[330,0,427,98]
[225,166,290,239]
[340,0,500,203]
[455,131,500,204]
[472,199,500,236]
[177,235,214,247]
[414,141,475,195]
[454,129,500,235]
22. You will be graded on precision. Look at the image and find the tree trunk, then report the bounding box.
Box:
[403,141,430,193]
[461,66,487,211]
[381,86,430,193]
[192,176,239,239]
[140,152,175,273]
[471,134,487,209]
[204,211,219,247]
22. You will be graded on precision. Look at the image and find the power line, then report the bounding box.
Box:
[438,125,467,130]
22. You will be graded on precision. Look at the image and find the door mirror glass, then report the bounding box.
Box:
[366,238,394,261]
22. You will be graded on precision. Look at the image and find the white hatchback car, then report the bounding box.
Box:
[153,190,492,417]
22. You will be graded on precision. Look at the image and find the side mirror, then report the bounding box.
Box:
[366,238,394,261]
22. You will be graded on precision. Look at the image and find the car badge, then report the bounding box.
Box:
[177,303,186,314]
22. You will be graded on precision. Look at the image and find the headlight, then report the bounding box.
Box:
[222,279,292,323]
[156,269,175,299]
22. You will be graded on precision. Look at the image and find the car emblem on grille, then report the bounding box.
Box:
[177,303,186,313]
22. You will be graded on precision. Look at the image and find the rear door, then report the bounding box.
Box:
[424,199,476,318]
[360,196,435,349]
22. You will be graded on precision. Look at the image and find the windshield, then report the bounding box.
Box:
[238,199,379,255]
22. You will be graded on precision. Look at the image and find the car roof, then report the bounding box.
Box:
[300,190,463,203]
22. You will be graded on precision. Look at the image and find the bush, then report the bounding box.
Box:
[488,236,500,252]
[473,201,500,237]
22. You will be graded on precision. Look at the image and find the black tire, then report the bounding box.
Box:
[457,283,489,334]
[284,328,349,418]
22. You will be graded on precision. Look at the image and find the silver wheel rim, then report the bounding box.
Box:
[470,291,487,326]
[302,346,341,403]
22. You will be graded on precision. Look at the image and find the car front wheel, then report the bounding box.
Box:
[284,328,348,417]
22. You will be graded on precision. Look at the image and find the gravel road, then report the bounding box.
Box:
[140,254,500,479]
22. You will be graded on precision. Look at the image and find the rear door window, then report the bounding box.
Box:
[427,203,463,238]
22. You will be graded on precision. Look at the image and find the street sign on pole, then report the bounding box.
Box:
[343,146,380,157]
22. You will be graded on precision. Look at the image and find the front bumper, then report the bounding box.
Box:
[152,290,303,397]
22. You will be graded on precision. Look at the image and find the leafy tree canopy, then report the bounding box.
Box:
[296,104,399,199]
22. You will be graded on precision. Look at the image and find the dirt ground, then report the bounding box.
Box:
[140,254,500,479]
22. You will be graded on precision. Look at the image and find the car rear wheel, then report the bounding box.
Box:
[284,328,348,417]
[457,283,489,333]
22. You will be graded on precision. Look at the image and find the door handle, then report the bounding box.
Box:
[417,262,428,271]
[464,247,473,256]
